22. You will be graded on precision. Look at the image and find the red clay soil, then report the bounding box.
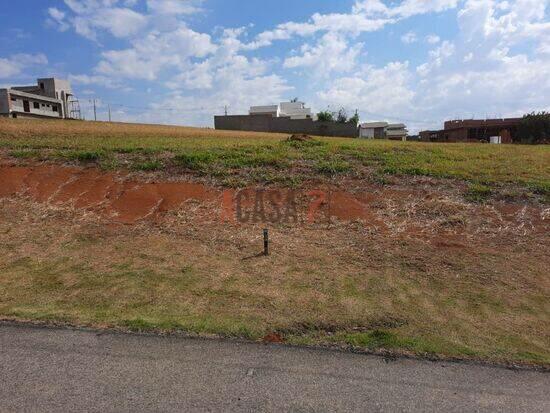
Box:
[0,164,547,242]
[0,165,220,224]
[0,164,381,225]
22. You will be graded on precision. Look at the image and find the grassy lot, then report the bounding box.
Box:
[0,196,548,367]
[1,118,549,193]
[1,118,549,367]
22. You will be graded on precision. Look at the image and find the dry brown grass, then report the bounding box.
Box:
[0,119,548,365]
[0,168,548,366]
[0,118,287,143]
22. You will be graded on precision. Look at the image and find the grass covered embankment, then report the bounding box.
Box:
[0,118,548,194]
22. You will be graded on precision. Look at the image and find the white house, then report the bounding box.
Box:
[359,122,408,140]
[359,122,389,139]
[386,123,408,141]
[250,101,315,120]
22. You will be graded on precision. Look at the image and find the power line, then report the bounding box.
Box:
[81,97,497,128]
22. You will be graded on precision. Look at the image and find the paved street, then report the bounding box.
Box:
[0,323,548,412]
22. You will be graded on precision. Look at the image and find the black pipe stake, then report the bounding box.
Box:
[263,229,269,256]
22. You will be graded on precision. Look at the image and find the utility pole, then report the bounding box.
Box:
[224,105,228,116]
[108,104,111,122]
[90,99,97,121]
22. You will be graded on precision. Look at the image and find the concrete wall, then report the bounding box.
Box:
[0,89,10,115]
[38,78,72,118]
[215,115,358,138]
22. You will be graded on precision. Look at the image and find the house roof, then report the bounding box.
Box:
[360,122,388,128]
[387,123,406,129]
[8,89,61,104]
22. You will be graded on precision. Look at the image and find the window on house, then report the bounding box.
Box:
[40,82,45,90]
[33,102,40,109]
[52,105,58,112]
[10,97,16,102]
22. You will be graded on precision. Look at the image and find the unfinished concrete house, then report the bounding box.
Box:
[0,78,79,120]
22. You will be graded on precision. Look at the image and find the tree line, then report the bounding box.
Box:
[317,108,360,126]
[517,112,550,144]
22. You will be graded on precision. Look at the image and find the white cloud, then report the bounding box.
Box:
[0,54,48,79]
[317,62,415,115]
[417,53,550,117]
[0,59,21,79]
[283,32,362,76]
[416,41,455,76]
[146,0,203,15]
[52,0,147,40]
[412,0,550,123]
[246,0,460,51]
[458,0,550,44]
[95,27,216,80]
[247,14,391,50]
[401,31,418,43]
[426,34,441,44]
[95,8,148,38]
[69,73,124,89]
[47,8,70,31]
[353,0,459,18]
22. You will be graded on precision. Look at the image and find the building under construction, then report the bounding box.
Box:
[0,78,80,120]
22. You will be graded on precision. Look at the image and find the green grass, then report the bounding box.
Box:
[131,160,164,171]
[466,183,493,202]
[1,118,548,192]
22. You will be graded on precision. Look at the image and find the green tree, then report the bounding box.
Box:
[348,111,360,126]
[336,108,348,123]
[517,112,550,144]
[317,111,334,122]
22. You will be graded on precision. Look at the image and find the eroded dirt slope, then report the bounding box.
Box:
[0,160,549,365]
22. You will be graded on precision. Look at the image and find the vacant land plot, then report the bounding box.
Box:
[0,119,548,367]
[1,118,549,194]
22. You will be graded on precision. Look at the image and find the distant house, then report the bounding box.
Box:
[359,122,408,141]
[359,122,387,139]
[249,101,316,120]
[419,118,521,143]
[0,78,78,120]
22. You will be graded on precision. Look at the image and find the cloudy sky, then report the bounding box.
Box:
[1,0,549,132]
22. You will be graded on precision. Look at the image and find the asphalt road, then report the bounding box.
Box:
[0,324,548,412]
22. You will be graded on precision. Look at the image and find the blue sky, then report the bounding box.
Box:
[1,0,549,132]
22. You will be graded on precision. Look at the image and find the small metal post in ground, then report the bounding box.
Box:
[263,229,269,256]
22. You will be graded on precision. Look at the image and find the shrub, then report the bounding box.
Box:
[317,111,334,122]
